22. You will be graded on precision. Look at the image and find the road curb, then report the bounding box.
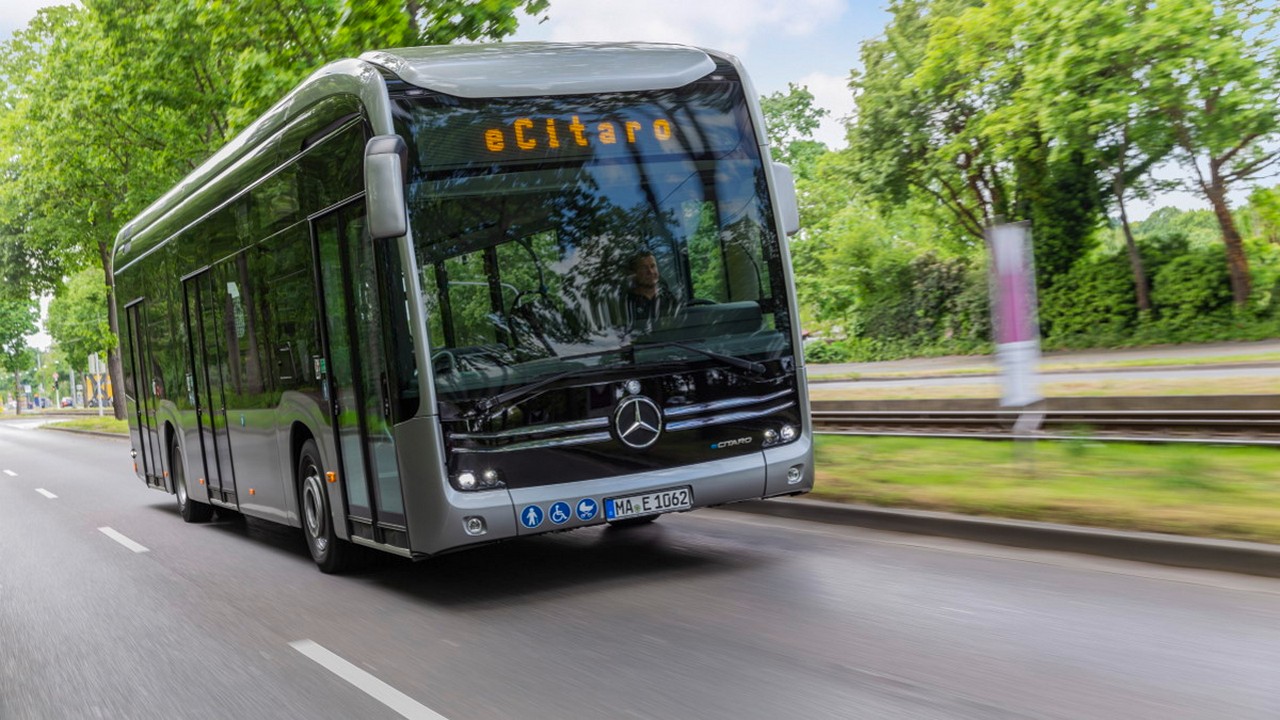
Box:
[39,426,129,440]
[725,498,1280,578]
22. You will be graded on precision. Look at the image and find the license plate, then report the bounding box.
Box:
[605,487,692,521]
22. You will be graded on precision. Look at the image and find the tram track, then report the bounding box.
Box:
[810,395,1280,446]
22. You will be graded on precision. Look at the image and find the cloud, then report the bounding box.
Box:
[797,71,854,150]
[524,0,844,55]
[0,0,77,41]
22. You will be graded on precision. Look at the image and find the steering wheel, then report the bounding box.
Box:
[432,350,457,375]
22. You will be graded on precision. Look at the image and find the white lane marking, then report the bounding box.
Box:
[35,488,57,499]
[98,527,149,553]
[3,469,16,476]
[290,640,449,720]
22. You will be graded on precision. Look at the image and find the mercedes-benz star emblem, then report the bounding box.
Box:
[613,395,662,449]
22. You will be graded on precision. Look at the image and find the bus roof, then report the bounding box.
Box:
[113,43,727,263]
[361,42,716,98]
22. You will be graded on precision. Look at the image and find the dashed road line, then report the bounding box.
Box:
[3,469,16,476]
[290,640,449,720]
[98,527,149,553]
[35,488,57,499]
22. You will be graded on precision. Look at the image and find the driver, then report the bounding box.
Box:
[620,250,680,333]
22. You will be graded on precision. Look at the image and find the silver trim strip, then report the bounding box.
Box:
[451,416,609,441]
[666,401,796,432]
[452,431,613,454]
[663,389,793,418]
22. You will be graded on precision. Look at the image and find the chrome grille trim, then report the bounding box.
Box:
[663,389,793,418]
[452,416,610,441]
[666,401,796,432]
[452,431,612,454]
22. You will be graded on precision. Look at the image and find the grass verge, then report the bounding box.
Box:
[46,417,129,434]
[812,435,1280,544]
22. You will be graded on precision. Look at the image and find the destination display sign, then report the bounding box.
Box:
[409,86,749,171]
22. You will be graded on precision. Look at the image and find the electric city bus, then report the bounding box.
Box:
[113,43,813,573]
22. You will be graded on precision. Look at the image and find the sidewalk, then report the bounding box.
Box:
[808,339,1280,380]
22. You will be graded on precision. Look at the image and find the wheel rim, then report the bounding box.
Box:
[301,463,328,554]
[174,453,187,507]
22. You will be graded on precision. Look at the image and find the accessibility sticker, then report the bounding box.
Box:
[575,498,598,521]
[520,505,544,529]
[548,501,572,525]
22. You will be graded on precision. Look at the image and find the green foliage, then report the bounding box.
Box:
[1040,253,1136,344]
[1150,247,1235,328]
[759,83,829,177]
[0,300,37,375]
[46,269,116,373]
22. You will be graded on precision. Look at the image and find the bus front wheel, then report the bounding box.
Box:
[298,439,350,574]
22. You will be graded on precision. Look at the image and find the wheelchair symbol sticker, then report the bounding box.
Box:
[549,502,571,525]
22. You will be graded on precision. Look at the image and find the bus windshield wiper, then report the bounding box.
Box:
[465,367,584,420]
[464,344,765,421]
[629,340,767,376]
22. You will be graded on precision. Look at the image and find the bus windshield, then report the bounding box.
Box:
[395,79,794,401]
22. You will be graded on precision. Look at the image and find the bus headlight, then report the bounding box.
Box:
[762,424,799,448]
[453,469,506,491]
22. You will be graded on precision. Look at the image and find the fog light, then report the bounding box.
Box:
[457,471,477,490]
[786,465,804,484]
[779,424,797,442]
[464,516,487,536]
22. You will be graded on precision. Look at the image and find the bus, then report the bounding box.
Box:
[113,42,813,573]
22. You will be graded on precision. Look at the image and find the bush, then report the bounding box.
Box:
[1150,246,1233,329]
[1040,253,1137,344]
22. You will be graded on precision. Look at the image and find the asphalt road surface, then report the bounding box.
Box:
[3,420,1279,720]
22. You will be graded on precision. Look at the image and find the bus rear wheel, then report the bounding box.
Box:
[298,439,351,574]
[172,440,213,523]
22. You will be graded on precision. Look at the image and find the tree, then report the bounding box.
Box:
[46,269,115,374]
[1145,0,1280,307]
[0,0,550,419]
[847,0,1105,291]
[0,300,37,414]
[760,83,829,177]
[1017,0,1180,314]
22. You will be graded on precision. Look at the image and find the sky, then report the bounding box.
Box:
[2,0,884,148]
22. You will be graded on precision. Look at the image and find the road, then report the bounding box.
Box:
[3,420,1279,719]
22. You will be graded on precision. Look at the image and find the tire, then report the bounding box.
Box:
[298,439,351,574]
[172,441,213,523]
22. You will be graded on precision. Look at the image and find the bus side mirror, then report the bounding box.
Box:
[365,135,409,240]
[771,162,800,236]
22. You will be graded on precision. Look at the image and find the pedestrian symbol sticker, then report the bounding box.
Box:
[576,498,598,521]
[520,505,543,529]
[549,502,571,525]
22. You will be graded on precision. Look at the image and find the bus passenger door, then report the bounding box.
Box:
[311,202,407,547]
[124,301,163,489]
[182,270,238,506]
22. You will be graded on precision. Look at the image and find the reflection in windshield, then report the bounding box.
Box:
[395,78,793,398]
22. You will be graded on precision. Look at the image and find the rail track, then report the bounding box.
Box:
[811,397,1280,446]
